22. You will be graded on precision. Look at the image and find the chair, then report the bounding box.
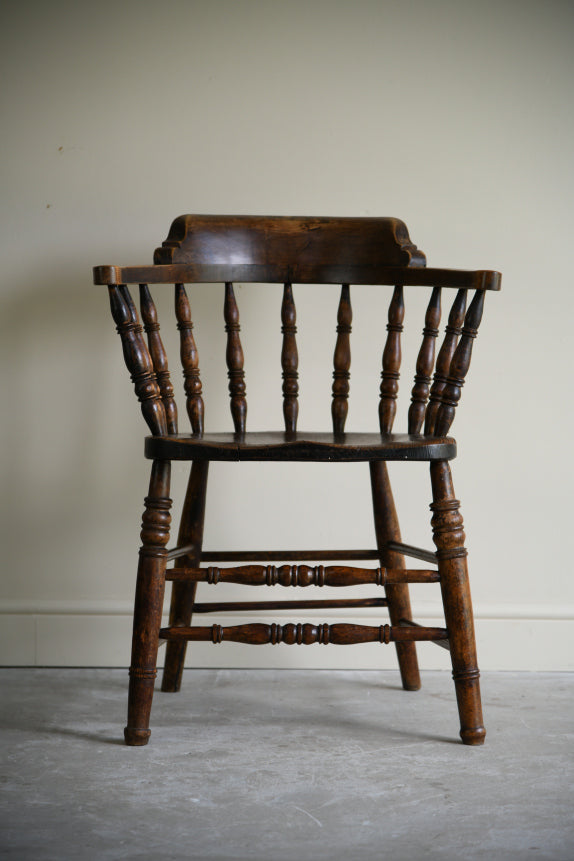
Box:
[93,215,501,746]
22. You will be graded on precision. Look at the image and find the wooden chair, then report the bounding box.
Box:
[93,215,501,746]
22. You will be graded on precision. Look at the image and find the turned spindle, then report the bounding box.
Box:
[425,289,467,436]
[434,290,485,436]
[332,284,352,434]
[408,286,442,434]
[379,285,404,433]
[108,285,167,435]
[281,283,299,433]
[160,621,448,647]
[224,282,247,434]
[139,284,177,434]
[175,283,204,435]
[165,564,440,587]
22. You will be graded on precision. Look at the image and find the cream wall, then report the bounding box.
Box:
[1,0,573,670]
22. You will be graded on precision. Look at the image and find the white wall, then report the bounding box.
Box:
[1,0,572,670]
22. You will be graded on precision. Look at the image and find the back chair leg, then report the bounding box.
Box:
[430,460,486,745]
[161,461,209,693]
[370,461,421,691]
[124,460,172,746]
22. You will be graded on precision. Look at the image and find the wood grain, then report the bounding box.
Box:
[139,284,178,433]
[379,286,404,433]
[165,564,440,586]
[108,285,167,435]
[425,289,467,435]
[145,431,456,462]
[431,460,485,745]
[95,214,499,746]
[94,263,501,290]
[281,283,299,433]
[332,284,352,434]
[408,285,441,433]
[224,282,247,434]
[159,622,448,646]
[434,290,486,436]
[175,283,204,434]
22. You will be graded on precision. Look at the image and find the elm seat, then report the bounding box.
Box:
[94,214,501,747]
[145,432,457,462]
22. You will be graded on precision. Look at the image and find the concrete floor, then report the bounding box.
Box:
[0,669,573,860]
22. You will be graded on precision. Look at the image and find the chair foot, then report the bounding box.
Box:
[125,668,158,747]
[161,642,186,692]
[395,642,421,690]
[453,668,486,744]
[124,726,151,746]
[460,726,486,745]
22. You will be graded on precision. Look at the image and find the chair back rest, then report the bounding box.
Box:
[95,215,500,438]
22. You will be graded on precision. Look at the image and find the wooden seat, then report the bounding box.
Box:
[93,214,501,747]
[145,431,457,462]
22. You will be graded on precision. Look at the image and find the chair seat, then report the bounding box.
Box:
[145,431,457,462]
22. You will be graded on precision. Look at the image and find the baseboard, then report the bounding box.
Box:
[1,601,572,670]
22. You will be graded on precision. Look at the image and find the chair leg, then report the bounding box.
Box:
[370,461,421,691]
[430,460,486,745]
[161,460,209,693]
[124,460,172,746]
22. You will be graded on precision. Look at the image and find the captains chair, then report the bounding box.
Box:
[93,215,501,746]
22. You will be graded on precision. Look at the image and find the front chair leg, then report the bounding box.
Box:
[370,461,421,691]
[124,459,172,746]
[430,460,485,745]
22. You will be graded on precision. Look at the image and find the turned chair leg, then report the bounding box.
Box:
[124,460,172,746]
[430,460,486,745]
[370,461,421,691]
[161,461,209,693]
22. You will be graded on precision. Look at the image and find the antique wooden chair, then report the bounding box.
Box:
[93,215,501,746]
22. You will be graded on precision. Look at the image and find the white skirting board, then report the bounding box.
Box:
[1,602,572,670]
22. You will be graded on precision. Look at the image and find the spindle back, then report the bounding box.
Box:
[95,215,500,438]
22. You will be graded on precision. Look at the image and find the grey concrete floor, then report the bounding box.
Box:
[0,669,573,860]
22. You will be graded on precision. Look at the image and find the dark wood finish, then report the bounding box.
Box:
[398,619,451,651]
[159,622,448,646]
[191,598,388,613]
[224,282,247,434]
[165,564,440,586]
[408,286,441,434]
[108,285,167,435]
[386,541,437,565]
[430,460,485,745]
[161,460,209,693]
[167,542,201,561]
[371,461,421,691]
[96,215,499,746]
[124,459,171,745]
[434,290,486,436]
[332,284,352,433]
[175,283,204,434]
[425,289,467,435]
[199,549,381,562]
[379,286,404,433]
[281,283,299,433]
[145,431,456,462]
[95,266,501,291]
[153,215,426,267]
[139,284,178,433]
